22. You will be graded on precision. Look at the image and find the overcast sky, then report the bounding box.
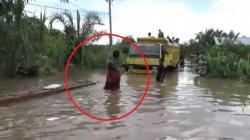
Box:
[25,0,250,44]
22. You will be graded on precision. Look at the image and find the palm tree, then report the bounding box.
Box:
[49,11,75,40]
[0,0,72,77]
[49,11,105,68]
[195,28,215,46]
[214,29,225,37]
[0,0,12,19]
[79,11,105,43]
[49,11,73,28]
[49,11,105,42]
[228,30,240,42]
[78,11,105,69]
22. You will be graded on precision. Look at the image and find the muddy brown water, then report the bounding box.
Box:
[0,62,250,140]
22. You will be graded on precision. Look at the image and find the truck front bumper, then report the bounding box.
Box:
[128,69,157,74]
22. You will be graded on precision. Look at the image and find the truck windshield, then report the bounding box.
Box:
[129,45,161,58]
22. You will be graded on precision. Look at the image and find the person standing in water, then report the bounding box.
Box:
[104,50,122,90]
[180,56,185,67]
[179,56,185,72]
[156,59,166,82]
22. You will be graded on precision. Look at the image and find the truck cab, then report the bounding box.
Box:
[126,37,181,74]
[127,43,162,74]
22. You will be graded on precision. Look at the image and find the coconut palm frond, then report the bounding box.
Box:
[228,30,236,39]
[82,19,93,35]
[0,0,11,17]
[228,30,241,41]
[63,11,74,26]
[90,30,106,42]
[81,11,103,36]
[40,10,47,24]
[222,32,228,37]
[12,0,25,30]
[214,29,224,37]
[85,11,102,25]
[49,12,65,28]
[235,32,240,41]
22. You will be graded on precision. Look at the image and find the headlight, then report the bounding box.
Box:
[152,66,158,70]
[129,65,134,69]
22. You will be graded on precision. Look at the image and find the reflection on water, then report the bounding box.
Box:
[1,61,250,140]
[105,92,121,118]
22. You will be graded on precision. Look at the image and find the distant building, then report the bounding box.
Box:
[236,36,250,45]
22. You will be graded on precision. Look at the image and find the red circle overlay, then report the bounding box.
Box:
[64,33,151,121]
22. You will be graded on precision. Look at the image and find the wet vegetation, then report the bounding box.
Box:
[0,0,104,77]
[0,0,131,77]
[184,28,250,82]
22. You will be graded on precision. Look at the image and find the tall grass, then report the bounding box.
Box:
[73,45,128,70]
[205,44,250,81]
[38,33,69,74]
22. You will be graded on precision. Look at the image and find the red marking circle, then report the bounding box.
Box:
[64,33,151,121]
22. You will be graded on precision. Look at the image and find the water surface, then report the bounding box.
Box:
[0,62,250,140]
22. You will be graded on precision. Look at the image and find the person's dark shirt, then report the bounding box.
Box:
[158,31,164,38]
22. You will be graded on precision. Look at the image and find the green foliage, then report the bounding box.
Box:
[205,44,250,81]
[38,27,69,74]
[0,0,106,77]
[238,55,250,82]
[115,35,136,54]
[195,28,240,47]
[184,28,250,82]
[72,45,127,70]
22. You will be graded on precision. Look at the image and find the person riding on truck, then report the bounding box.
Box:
[158,29,164,38]
[148,32,151,37]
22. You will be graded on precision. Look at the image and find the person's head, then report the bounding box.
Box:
[113,50,120,58]
[159,29,161,32]
[148,32,151,37]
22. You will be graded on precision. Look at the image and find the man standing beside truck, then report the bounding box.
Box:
[156,59,166,82]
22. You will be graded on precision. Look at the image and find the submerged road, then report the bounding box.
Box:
[0,61,250,140]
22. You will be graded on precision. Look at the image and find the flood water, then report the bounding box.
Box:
[0,61,250,140]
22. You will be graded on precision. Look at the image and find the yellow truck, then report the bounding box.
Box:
[126,37,180,74]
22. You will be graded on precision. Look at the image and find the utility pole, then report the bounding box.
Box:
[76,10,80,38]
[106,0,113,46]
